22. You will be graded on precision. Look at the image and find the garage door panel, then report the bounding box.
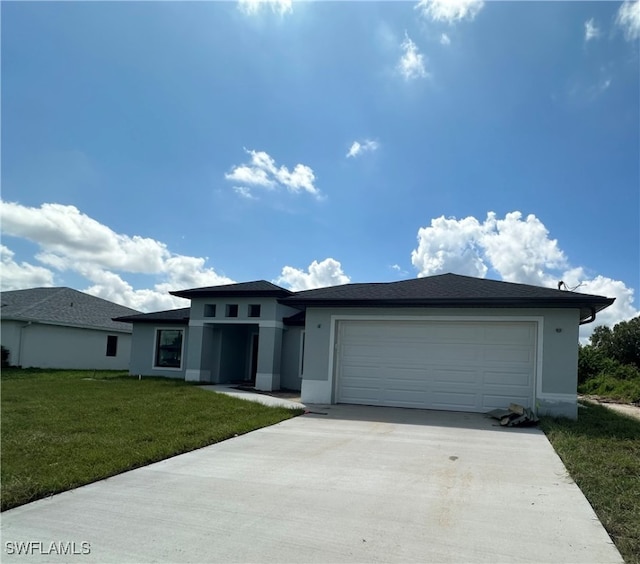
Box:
[431,368,478,384]
[383,370,428,384]
[482,324,535,343]
[483,345,532,363]
[427,344,480,362]
[483,370,531,387]
[337,320,535,413]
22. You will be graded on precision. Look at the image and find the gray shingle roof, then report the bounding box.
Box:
[1,288,141,333]
[282,273,615,320]
[115,308,190,324]
[170,280,292,299]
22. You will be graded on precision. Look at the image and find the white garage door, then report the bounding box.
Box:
[336,320,536,412]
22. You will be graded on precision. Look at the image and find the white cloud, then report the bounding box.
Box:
[616,0,640,41]
[574,276,639,341]
[416,0,484,24]
[584,18,600,42]
[238,0,292,16]
[440,33,451,45]
[390,264,409,276]
[0,245,55,291]
[410,211,638,338]
[346,139,379,158]
[1,201,169,273]
[412,215,488,278]
[0,201,233,311]
[226,149,320,198]
[398,33,428,81]
[480,212,566,285]
[233,186,256,199]
[275,258,350,291]
[82,268,189,312]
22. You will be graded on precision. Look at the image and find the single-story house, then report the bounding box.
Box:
[115,274,614,419]
[1,287,141,370]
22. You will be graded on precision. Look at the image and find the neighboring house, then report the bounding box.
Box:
[115,274,614,419]
[1,287,141,370]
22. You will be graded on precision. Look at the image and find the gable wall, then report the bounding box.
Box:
[188,297,299,324]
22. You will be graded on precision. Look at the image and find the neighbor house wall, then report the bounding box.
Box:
[300,307,582,418]
[280,326,303,391]
[6,322,132,370]
[129,324,189,379]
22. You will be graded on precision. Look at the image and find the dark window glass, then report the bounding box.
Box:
[106,335,118,357]
[225,304,238,318]
[155,329,183,368]
[248,304,261,318]
[204,304,216,317]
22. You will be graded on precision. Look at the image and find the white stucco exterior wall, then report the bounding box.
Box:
[1,321,132,370]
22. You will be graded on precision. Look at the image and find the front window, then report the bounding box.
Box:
[155,329,183,368]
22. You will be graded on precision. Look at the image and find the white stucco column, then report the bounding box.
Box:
[255,323,283,391]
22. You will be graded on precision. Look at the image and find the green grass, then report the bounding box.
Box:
[540,403,640,564]
[1,368,303,511]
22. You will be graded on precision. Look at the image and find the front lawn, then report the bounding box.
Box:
[1,369,303,511]
[540,403,640,564]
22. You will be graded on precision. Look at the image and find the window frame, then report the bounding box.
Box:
[225,304,239,318]
[106,335,118,357]
[153,328,185,370]
[299,330,306,378]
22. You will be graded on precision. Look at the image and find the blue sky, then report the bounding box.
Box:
[1,0,639,337]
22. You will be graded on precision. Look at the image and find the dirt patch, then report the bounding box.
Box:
[580,396,640,421]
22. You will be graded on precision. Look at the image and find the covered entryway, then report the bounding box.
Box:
[336,319,537,412]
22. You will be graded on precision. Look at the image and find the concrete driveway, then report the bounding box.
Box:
[1,406,622,563]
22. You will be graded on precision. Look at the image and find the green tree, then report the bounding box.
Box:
[589,317,640,369]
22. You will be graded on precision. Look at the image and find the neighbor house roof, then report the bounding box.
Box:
[0,287,141,332]
[114,308,190,324]
[281,273,615,322]
[170,280,293,299]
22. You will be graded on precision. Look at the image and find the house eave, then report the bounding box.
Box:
[1,316,133,333]
[281,297,615,318]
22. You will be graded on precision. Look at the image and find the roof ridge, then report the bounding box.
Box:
[11,287,66,317]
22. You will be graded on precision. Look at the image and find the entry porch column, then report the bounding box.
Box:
[184,323,215,383]
[254,322,283,391]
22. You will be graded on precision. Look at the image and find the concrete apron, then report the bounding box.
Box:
[1,406,622,564]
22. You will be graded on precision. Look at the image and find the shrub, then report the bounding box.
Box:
[1,346,10,368]
[579,373,640,404]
